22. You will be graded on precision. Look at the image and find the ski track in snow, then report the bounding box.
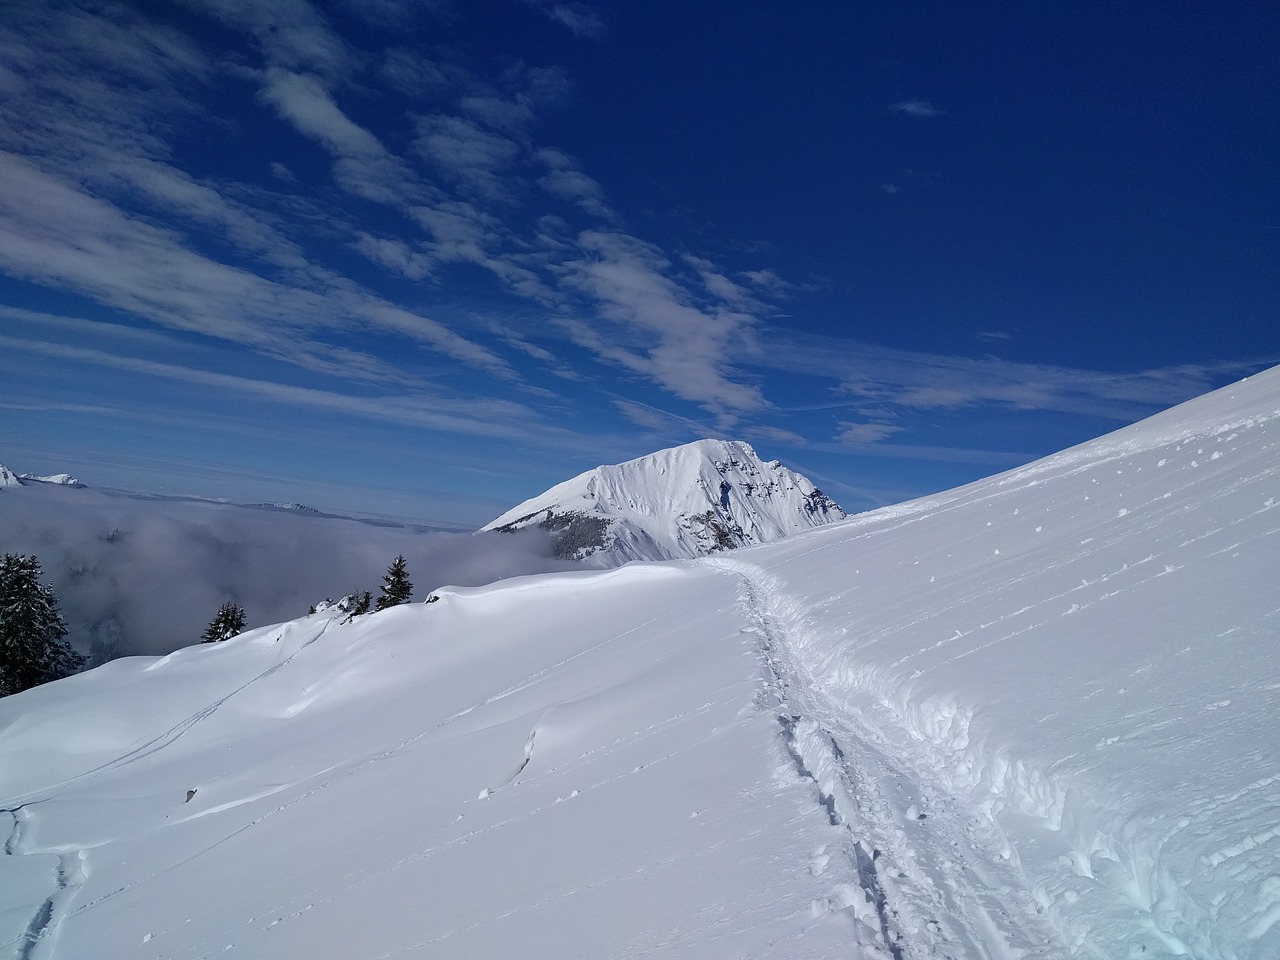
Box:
[1,807,85,960]
[708,557,1077,960]
[0,603,687,959]
[0,614,356,960]
[4,617,342,811]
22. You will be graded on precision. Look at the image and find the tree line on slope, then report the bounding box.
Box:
[1,553,417,697]
[201,554,414,643]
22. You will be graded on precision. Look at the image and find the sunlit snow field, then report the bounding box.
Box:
[3,369,1278,959]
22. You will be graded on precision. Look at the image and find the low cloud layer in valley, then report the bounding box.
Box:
[0,483,571,659]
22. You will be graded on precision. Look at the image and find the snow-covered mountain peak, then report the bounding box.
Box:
[483,439,845,563]
[0,464,84,487]
[20,472,83,487]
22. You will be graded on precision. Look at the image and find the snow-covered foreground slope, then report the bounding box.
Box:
[715,369,1280,959]
[483,439,844,564]
[0,567,861,959]
[2,368,1278,959]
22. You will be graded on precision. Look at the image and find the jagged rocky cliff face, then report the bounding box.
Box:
[483,439,845,564]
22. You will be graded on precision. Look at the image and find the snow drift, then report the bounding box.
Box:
[2,368,1278,959]
[483,438,845,564]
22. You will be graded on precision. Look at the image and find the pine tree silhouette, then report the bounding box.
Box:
[376,555,413,610]
[0,553,85,696]
[201,601,247,643]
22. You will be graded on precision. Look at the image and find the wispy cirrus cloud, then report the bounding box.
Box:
[260,68,426,205]
[184,0,356,79]
[536,149,616,221]
[560,231,768,420]
[835,421,904,445]
[755,329,1272,423]
[415,114,523,203]
[739,269,792,296]
[0,334,552,441]
[612,399,672,432]
[745,425,808,447]
[352,233,434,280]
[0,153,521,382]
[891,98,944,118]
[525,0,608,39]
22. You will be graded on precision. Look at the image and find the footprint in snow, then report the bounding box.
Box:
[809,846,830,876]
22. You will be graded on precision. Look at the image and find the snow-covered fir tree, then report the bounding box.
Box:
[376,555,412,610]
[0,553,85,696]
[201,602,246,643]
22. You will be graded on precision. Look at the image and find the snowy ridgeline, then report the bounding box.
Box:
[0,467,82,488]
[1,368,1279,959]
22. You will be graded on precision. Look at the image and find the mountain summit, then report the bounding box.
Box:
[0,464,84,488]
[483,439,845,563]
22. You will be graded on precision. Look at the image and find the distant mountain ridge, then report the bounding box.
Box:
[0,464,83,488]
[483,439,845,564]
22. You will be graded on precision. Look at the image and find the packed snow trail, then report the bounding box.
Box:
[710,557,1070,960]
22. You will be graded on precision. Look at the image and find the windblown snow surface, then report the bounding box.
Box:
[2,369,1279,960]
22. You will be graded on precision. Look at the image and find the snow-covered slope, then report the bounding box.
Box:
[0,465,22,487]
[2,368,1278,959]
[483,439,845,563]
[705,369,1280,959]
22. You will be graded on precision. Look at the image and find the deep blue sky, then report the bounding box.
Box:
[1,0,1276,525]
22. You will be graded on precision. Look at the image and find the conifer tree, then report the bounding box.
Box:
[353,591,372,616]
[0,553,85,696]
[201,601,247,643]
[376,555,412,610]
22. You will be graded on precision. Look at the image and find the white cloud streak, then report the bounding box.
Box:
[260,68,426,205]
[0,335,551,440]
[526,1,607,38]
[561,231,767,419]
[0,153,517,381]
[756,330,1271,422]
[891,99,944,118]
[835,421,904,445]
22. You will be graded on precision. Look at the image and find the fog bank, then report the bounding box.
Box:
[0,484,573,658]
